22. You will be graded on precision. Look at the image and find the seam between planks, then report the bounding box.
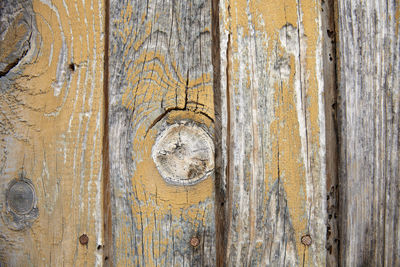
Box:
[102,0,112,264]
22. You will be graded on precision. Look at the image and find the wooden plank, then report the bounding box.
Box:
[0,0,105,266]
[217,0,328,265]
[337,1,400,266]
[108,0,216,265]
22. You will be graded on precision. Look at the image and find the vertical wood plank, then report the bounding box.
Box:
[337,1,400,266]
[217,0,328,265]
[108,0,216,265]
[0,0,105,266]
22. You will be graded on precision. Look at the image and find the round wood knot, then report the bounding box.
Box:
[152,121,214,186]
[3,177,39,230]
[301,234,312,246]
[7,179,35,215]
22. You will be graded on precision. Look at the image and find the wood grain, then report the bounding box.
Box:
[0,0,105,265]
[217,0,329,265]
[108,0,216,265]
[321,0,339,265]
[337,0,400,266]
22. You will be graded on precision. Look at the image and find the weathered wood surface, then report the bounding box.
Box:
[1,0,399,266]
[337,0,400,266]
[217,0,329,265]
[0,0,105,266]
[108,0,216,265]
[321,0,339,266]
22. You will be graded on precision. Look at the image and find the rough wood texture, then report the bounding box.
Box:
[337,1,400,266]
[108,0,216,265]
[321,0,339,265]
[0,0,105,265]
[217,0,328,265]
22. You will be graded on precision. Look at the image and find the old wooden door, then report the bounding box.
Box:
[0,0,399,266]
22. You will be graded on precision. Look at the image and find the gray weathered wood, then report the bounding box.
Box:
[337,0,400,266]
[108,0,216,265]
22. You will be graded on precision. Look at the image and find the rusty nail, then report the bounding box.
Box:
[79,234,89,245]
[301,234,312,246]
[190,236,200,247]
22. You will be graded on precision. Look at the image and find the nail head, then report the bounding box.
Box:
[301,234,312,246]
[190,236,200,247]
[79,234,89,245]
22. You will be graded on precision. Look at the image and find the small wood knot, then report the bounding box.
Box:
[190,236,200,247]
[3,177,38,230]
[7,179,35,215]
[152,121,214,186]
[79,234,89,245]
[301,234,312,246]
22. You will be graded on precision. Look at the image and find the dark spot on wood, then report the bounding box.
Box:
[69,63,76,71]
[97,245,102,250]
[327,244,332,254]
[327,29,334,38]
[79,234,89,245]
[188,160,207,179]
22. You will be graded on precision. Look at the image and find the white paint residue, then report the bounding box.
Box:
[41,152,59,214]
[49,42,53,67]
[315,5,327,264]
[62,0,70,16]
[39,0,68,97]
